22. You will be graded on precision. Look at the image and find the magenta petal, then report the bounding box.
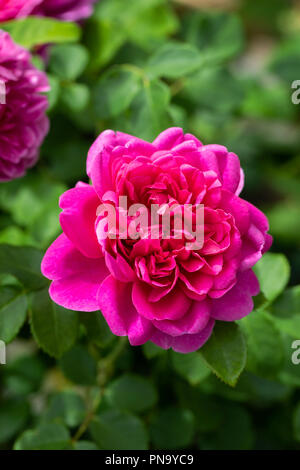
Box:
[86,130,119,198]
[151,318,215,353]
[59,185,101,259]
[41,233,104,281]
[220,191,250,234]
[98,275,154,345]
[153,300,210,336]
[132,282,192,321]
[42,234,108,311]
[104,252,136,282]
[211,270,259,321]
[152,127,184,150]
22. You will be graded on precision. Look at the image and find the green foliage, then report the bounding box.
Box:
[93,67,141,119]
[44,391,86,428]
[147,41,203,79]
[150,407,195,449]
[253,253,290,302]
[49,44,89,81]
[200,322,247,386]
[14,423,70,450]
[241,310,285,378]
[59,345,97,385]
[90,411,149,450]
[0,286,27,343]
[106,374,157,413]
[30,289,79,359]
[171,351,210,385]
[1,17,81,49]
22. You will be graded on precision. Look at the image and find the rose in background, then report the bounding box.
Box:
[0,0,42,21]
[42,128,272,353]
[33,0,97,21]
[0,31,49,181]
[0,0,96,22]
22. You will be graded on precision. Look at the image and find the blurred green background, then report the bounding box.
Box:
[0,0,300,450]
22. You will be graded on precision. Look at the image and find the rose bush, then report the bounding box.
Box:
[0,31,49,181]
[42,128,272,353]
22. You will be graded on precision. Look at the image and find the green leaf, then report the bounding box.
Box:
[171,351,210,385]
[183,11,244,64]
[90,411,148,450]
[0,244,47,290]
[182,67,244,113]
[143,341,164,359]
[93,66,141,119]
[199,404,254,450]
[0,174,67,247]
[49,44,89,80]
[59,344,97,385]
[60,82,90,113]
[1,17,81,49]
[270,286,300,337]
[125,79,171,141]
[44,391,86,428]
[240,310,285,378]
[253,253,290,302]
[14,423,70,450]
[3,355,45,396]
[150,407,195,449]
[106,374,157,413]
[147,41,203,78]
[85,0,178,70]
[80,311,114,347]
[0,286,27,343]
[47,74,61,111]
[270,35,300,82]
[293,402,300,442]
[30,288,78,358]
[200,322,247,386]
[0,401,29,444]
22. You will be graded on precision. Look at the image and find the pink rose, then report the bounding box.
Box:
[41,128,272,353]
[0,31,49,181]
[32,0,97,22]
[0,0,96,21]
[0,0,96,22]
[0,0,42,21]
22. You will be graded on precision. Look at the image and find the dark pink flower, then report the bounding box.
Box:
[0,0,42,21]
[42,128,272,353]
[32,0,97,21]
[0,31,49,181]
[0,0,96,22]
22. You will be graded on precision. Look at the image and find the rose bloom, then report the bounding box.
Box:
[33,0,97,21]
[0,0,96,22]
[0,0,41,21]
[42,128,272,353]
[0,31,49,181]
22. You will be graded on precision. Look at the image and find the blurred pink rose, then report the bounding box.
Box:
[42,128,272,353]
[33,0,97,21]
[0,31,49,181]
[0,0,96,22]
[0,0,42,21]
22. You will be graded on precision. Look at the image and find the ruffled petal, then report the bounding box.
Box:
[132,281,192,321]
[98,275,154,345]
[211,270,259,321]
[59,184,101,259]
[151,318,215,353]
